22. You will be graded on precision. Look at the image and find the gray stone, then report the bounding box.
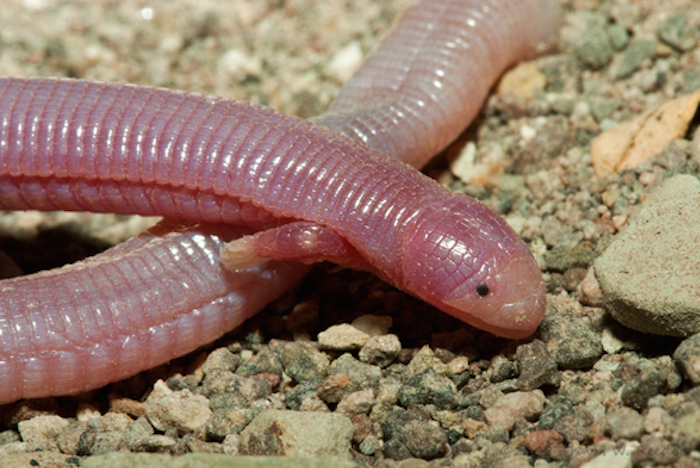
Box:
[78,431,124,456]
[283,345,329,386]
[607,23,630,50]
[397,368,460,410]
[595,175,700,336]
[358,334,401,367]
[128,434,176,453]
[380,407,422,441]
[612,40,655,79]
[489,355,517,383]
[206,409,257,441]
[284,382,318,410]
[145,385,213,434]
[381,439,412,461]
[55,420,88,455]
[516,339,560,389]
[621,367,669,411]
[239,410,353,458]
[658,13,697,52]
[120,416,155,451]
[538,396,574,430]
[202,348,240,375]
[336,389,374,417]
[318,324,370,350]
[567,12,614,70]
[674,333,700,384]
[540,313,603,369]
[17,415,70,451]
[358,434,381,456]
[397,421,447,460]
[0,452,74,468]
[82,453,360,468]
[483,390,546,431]
[543,244,597,272]
[553,411,595,443]
[604,407,644,441]
[200,369,250,405]
[329,353,382,388]
[236,348,284,377]
[673,407,700,451]
[637,435,681,465]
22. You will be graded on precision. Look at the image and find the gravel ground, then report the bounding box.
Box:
[1,0,700,467]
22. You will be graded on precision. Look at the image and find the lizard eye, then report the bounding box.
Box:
[399,195,545,339]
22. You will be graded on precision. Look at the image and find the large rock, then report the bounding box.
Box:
[595,175,700,336]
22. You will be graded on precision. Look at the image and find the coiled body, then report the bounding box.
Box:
[0,221,307,402]
[0,0,560,404]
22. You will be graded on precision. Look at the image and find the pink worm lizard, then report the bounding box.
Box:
[0,0,561,404]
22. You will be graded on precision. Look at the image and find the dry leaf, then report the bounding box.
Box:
[591,89,700,177]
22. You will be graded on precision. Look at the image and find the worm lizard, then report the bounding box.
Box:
[0,0,561,404]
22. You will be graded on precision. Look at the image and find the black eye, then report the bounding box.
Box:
[476,284,489,297]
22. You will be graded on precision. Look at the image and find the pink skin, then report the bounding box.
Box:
[0,221,309,403]
[0,0,559,404]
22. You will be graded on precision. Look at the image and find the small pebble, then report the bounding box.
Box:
[145,381,213,433]
[658,13,697,52]
[483,390,546,431]
[359,434,381,456]
[382,439,412,461]
[336,389,374,417]
[329,353,382,389]
[552,411,595,443]
[317,373,358,404]
[516,339,560,389]
[281,342,330,386]
[673,407,700,451]
[581,443,637,468]
[566,11,614,69]
[17,415,70,450]
[405,345,450,378]
[359,334,401,367]
[397,368,460,410]
[239,409,353,457]
[643,407,672,436]
[109,397,147,419]
[540,310,603,369]
[604,407,644,441]
[318,323,371,350]
[611,40,655,79]
[325,41,364,83]
[538,396,574,430]
[86,412,131,435]
[235,348,284,377]
[120,416,155,452]
[620,367,669,411]
[201,348,240,375]
[524,430,564,456]
[397,420,447,460]
[448,356,470,375]
[673,333,700,384]
[352,314,393,336]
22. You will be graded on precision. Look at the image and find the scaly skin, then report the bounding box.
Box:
[0,0,559,404]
